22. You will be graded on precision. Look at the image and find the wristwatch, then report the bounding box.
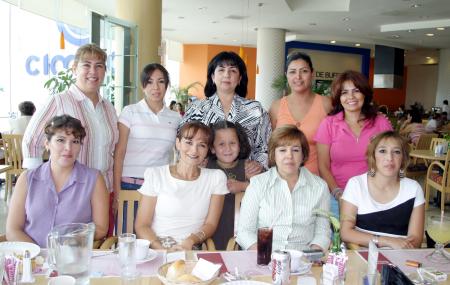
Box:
[372,234,380,246]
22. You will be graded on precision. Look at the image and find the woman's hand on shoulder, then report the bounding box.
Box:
[227,179,249,193]
[245,160,263,179]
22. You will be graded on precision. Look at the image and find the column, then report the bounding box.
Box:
[116,0,162,98]
[435,48,450,105]
[255,28,286,110]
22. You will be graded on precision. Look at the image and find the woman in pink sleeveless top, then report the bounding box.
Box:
[269,52,332,175]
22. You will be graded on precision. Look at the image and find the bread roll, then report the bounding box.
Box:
[177,274,201,283]
[166,260,186,280]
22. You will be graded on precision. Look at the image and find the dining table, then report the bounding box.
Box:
[409,149,447,162]
[29,249,450,285]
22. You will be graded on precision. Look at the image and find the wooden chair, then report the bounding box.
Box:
[226,192,244,251]
[100,190,141,249]
[2,134,24,201]
[0,139,13,190]
[425,151,450,212]
[100,190,216,250]
[430,138,447,153]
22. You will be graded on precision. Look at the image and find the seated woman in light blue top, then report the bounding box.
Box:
[6,115,109,247]
[237,125,330,252]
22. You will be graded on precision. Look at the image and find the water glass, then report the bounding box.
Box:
[119,233,137,278]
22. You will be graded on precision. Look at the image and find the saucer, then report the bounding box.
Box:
[136,249,157,264]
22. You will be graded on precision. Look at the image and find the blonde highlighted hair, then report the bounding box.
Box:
[366,131,410,172]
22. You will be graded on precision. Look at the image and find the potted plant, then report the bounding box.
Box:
[171,82,202,106]
[271,74,290,96]
[44,68,75,95]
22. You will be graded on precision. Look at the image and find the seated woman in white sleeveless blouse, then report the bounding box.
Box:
[135,121,228,250]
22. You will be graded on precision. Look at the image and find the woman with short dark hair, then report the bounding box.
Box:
[6,115,109,246]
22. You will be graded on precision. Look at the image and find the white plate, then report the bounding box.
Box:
[222,281,269,285]
[136,249,157,264]
[0,241,40,258]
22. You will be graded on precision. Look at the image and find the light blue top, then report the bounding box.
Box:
[236,167,331,251]
[24,161,98,247]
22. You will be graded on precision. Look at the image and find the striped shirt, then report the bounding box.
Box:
[119,100,181,178]
[236,167,331,251]
[22,84,118,191]
[179,93,271,168]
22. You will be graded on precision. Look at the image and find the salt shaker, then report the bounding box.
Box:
[20,250,35,283]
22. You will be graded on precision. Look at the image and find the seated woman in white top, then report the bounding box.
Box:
[236,125,330,252]
[135,121,228,250]
[341,131,425,249]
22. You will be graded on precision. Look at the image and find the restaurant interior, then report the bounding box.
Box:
[0,0,450,284]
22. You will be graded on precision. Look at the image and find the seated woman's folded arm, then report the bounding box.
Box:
[135,194,164,250]
[310,184,331,252]
[6,172,35,243]
[178,194,225,250]
[91,174,110,241]
[236,178,261,250]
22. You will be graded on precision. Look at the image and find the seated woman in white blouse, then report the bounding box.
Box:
[340,131,425,249]
[236,125,330,252]
[135,121,228,250]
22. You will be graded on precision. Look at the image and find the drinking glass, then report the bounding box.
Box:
[257,227,273,266]
[119,233,137,278]
[426,215,450,263]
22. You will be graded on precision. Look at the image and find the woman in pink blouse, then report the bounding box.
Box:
[314,70,392,217]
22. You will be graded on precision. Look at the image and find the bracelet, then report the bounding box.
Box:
[331,187,343,199]
[192,231,206,243]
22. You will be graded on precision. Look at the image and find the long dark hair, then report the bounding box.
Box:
[330,70,378,123]
[204,51,248,98]
[209,120,251,161]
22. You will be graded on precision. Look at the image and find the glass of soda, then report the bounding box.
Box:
[257,227,273,266]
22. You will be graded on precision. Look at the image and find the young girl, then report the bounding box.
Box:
[207,120,252,250]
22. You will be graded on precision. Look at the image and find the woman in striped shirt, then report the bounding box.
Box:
[237,125,330,252]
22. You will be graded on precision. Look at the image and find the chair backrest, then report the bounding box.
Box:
[415,133,438,150]
[2,134,23,170]
[116,190,141,235]
[430,138,448,151]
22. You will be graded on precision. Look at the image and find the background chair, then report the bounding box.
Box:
[100,190,141,249]
[425,150,450,212]
[2,134,24,201]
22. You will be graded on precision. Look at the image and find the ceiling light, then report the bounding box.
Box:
[410,4,422,8]
[437,27,445,30]
[355,43,361,47]
[426,56,431,59]
[342,17,350,21]
[390,35,401,39]
[426,33,435,36]
[347,28,353,32]
[330,40,336,44]
[232,39,238,42]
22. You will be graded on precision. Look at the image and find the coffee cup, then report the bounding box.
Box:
[135,239,151,260]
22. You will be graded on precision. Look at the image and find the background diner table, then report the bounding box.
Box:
[30,249,450,285]
[409,149,446,162]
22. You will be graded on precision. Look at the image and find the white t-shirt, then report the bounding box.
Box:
[138,165,228,241]
[342,173,424,238]
[119,100,181,178]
